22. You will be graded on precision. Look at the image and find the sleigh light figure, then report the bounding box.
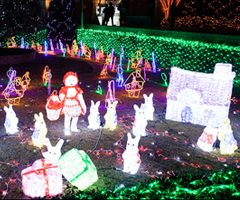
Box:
[2,67,26,105]
[123,68,145,98]
[131,49,142,68]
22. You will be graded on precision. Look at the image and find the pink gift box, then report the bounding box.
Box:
[21,159,62,198]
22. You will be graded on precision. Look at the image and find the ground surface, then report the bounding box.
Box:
[0,52,240,199]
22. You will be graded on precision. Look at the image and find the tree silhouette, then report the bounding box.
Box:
[46,0,77,46]
[159,0,182,19]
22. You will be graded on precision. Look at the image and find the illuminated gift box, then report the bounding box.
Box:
[58,148,98,191]
[21,159,62,198]
[165,63,235,127]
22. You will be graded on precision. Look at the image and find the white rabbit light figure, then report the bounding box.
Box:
[42,138,64,164]
[122,133,141,174]
[132,104,148,137]
[4,104,19,134]
[104,99,118,130]
[142,93,155,121]
[32,112,47,148]
[88,100,101,130]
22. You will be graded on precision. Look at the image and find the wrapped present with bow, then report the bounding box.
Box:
[58,148,98,191]
[21,159,62,198]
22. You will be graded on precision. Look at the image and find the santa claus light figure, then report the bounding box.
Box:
[59,72,86,135]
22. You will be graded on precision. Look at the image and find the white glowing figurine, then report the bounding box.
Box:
[218,118,238,155]
[142,93,155,121]
[197,118,218,152]
[104,99,118,130]
[122,132,141,174]
[42,138,64,164]
[59,72,86,135]
[32,112,47,148]
[88,100,101,130]
[132,104,148,137]
[4,104,19,134]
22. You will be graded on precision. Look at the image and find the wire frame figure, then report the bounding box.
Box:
[100,64,108,78]
[123,68,145,98]
[131,49,142,68]
[43,65,52,86]
[2,67,26,105]
[72,39,79,55]
[15,71,31,90]
[83,43,91,59]
[6,36,17,48]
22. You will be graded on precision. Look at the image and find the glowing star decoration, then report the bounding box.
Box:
[6,36,17,48]
[165,64,236,127]
[100,63,108,78]
[15,71,31,90]
[144,59,152,71]
[4,104,19,134]
[122,133,141,174]
[59,72,86,136]
[58,148,98,191]
[46,90,62,121]
[197,118,218,152]
[31,112,47,148]
[131,49,142,68]
[142,93,155,121]
[218,118,238,155]
[83,43,91,59]
[88,100,101,130]
[42,65,52,87]
[72,39,78,55]
[2,67,26,105]
[116,64,124,87]
[20,38,25,49]
[132,104,148,137]
[152,52,157,73]
[123,68,145,98]
[105,80,116,107]
[104,99,118,130]
[21,159,62,198]
[31,40,36,50]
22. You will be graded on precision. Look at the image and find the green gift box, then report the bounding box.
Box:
[58,148,98,190]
